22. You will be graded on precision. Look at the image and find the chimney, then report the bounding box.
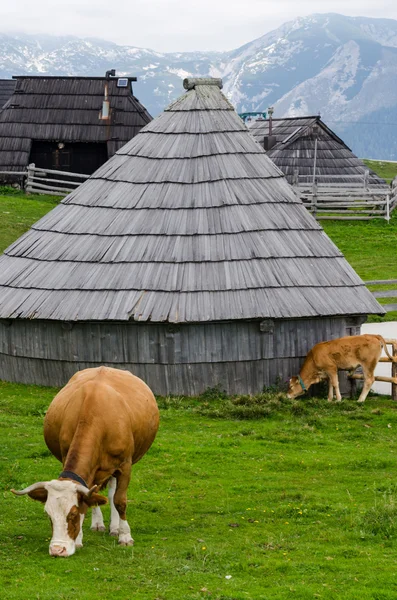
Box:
[268,106,274,136]
[263,106,276,151]
[263,135,277,152]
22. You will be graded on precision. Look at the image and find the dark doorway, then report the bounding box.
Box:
[29,141,108,175]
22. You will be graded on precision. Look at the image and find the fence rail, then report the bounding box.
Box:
[0,164,89,196]
[349,338,397,400]
[25,164,89,196]
[294,171,397,221]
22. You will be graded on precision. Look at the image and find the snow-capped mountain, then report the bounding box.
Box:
[1,13,397,159]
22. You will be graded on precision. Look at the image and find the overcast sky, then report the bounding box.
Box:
[2,0,397,52]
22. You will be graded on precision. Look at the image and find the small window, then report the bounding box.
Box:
[117,78,129,88]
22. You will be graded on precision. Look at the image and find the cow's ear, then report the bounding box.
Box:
[83,493,108,507]
[28,488,48,503]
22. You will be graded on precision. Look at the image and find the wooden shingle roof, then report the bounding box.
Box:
[248,116,386,186]
[0,76,152,172]
[0,79,16,108]
[0,79,382,323]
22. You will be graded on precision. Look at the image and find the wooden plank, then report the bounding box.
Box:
[28,181,76,194]
[365,279,397,286]
[301,201,387,207]
[298,174,367,180]
[31,166,89,179]
[373,290,397,298]
[382,304,397,311]
[316,216,380,221]
[31,175,82,187]
[350,374,397,385]
[393,344,397,401]
[314,210,385,215]
[0,170,27,176]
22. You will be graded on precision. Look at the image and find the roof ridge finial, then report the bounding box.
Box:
[183,77,223,90]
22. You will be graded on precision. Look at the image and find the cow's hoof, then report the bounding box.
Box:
[109,529,119,537]
[91,525,106,532]
[119,537,134,546]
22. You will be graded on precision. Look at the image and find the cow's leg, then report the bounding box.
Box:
[329,369,342,402]
[113,468,134,546]
[108,476,120,537]
[357,362,376,403]
[75,513,85,549]
[91,505,106,532]
[327,377,334,402]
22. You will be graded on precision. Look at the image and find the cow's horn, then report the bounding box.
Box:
[76,484,98,498]
[11,482,47,496]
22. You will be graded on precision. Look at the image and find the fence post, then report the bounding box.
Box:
[392,342,397,401]
[293,168,299,187]
[386,193,390,222]
[364,169,369,189]
[26,163,35,194]
[311,181,317,218]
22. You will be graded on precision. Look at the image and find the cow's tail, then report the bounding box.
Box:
[378,336,397,362]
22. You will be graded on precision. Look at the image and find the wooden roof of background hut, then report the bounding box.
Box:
[0,73,152,175]
[0,79,16,108]
[247,115,386,186]
[0,78,382,323]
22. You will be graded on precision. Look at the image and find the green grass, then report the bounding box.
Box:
[363,159,397,184]
[322,211,397,282]
[1,172,397,596]
[3,384,397,599]
[0,186,58,254]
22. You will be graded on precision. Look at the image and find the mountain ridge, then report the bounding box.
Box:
[1,13,397,159]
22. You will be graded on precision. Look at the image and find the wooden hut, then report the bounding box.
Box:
[247,116,386,187]
[0,79,16,108]
[0,78,383,395]
[0,74,151,177]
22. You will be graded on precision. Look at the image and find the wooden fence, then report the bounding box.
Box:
[0,164,89,196]
[25,164,89,196]
[366,279,397,313]
[349,338,397,400]
[293,171,397,221]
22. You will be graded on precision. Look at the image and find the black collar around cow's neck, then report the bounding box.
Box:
[59,470,88,488]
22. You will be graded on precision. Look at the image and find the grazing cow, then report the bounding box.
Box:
[287,334,395,403]
[12,366,159,557]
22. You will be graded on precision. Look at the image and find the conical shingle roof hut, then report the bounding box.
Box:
[0,78,383,394]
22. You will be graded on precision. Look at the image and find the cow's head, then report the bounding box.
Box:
[287,376,306,399]
[12,479,107,557]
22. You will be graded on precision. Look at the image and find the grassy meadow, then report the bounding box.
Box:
[363,159,397,184]
[0,187,58,254]
[2,384,397,599]
[1,162,397,598]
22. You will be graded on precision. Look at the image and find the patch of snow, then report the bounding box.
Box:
[167,67,191,78]
[208,65,223,78]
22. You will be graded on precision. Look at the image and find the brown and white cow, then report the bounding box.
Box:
[12,366,159,557]
[287,334,395,403]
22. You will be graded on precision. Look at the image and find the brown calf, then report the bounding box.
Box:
[287,334,395,403]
